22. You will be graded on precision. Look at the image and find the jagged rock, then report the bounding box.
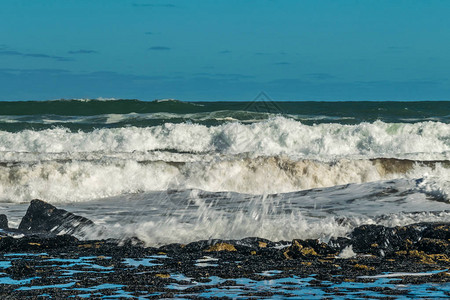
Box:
[328,237,352,252]
[182,239,237,253]
[416,238,450,255]
[350,223,450,257]
[350,224,414,256]
[205,242,237,252]
[0,236,14,251]
[18,199,94,235]
[234,237,277,248]
[393,249,450,264]
[6,260,36,279]
[283,239,336,259]
[0,214,8,229]
[0,234,79,252]
[158,242,186,254]
[350,224,396,255]
[421,223,450,240]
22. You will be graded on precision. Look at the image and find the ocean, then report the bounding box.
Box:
[1,99,450,298]
[1,99,449,246]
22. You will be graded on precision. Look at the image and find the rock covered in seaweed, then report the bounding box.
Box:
[349,223,450,257]
[283,239,338,259]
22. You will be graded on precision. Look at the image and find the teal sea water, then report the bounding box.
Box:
[0,99,448,131]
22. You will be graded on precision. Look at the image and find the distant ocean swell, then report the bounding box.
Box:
[0,100,449,130]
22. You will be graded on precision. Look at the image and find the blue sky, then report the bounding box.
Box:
[1,0,450,101]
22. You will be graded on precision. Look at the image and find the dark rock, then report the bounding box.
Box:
[328,237,352,251]
[0,236,14,251]
[120,236,146,248]
[14,234,79,251]
[350,224,414,256]
[0,214,8,229]
[350,223,450,257]
[422,223,450,240]
[18,199,94,235]
[350,224,396,255]
[182,239,240,253]
[283,239,336,259]
[6,260,36,279]
[235,237,279,249]
[416,238,450,254]
[1,234,79,252]
[158,242,186,254]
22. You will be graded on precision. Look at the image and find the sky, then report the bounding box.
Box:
[1,0,450,101]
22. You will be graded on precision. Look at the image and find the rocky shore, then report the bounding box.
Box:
[1,200,450,298]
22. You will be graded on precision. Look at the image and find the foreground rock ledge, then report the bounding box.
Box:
[1,199,450,298]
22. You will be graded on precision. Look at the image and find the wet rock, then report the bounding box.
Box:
[283,239,336,259]
[350,224,418,256]
[183,239,241,253]
[0,221,449,298]
[17,234,79,250]
[328,237,352,255]
[0,236,15,251]
[182,239,221,252]
[349,223,450,257]
[235,237,280,249]
[205,242,237,252]
[394,249,450,264]
[0,214,8,229]
[180,238,281,255]
[157,242,186,254]
[416,238,450,255]
[0,234,79,252]
[18,199,94,235]
[422,223,450,240]
[351,224,396,255]
[6,260,37,279]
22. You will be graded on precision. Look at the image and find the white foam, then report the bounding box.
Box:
[359,271,446,279]
[76,182,450,246]
[0,156,448,203]
[0,118,448,204]
[1,117,448,245]
[338,246,356,259]
[84,202,353,246]
[62,97,118,102]
[0,118,448,160]
[3,179,450,246]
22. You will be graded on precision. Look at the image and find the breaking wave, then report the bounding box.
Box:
[1,100,449,246]
[0,156,448,203]
[0,118,449,159]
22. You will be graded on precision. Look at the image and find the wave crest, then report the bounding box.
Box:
[0,156,448,203]
[0,118,449,159]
